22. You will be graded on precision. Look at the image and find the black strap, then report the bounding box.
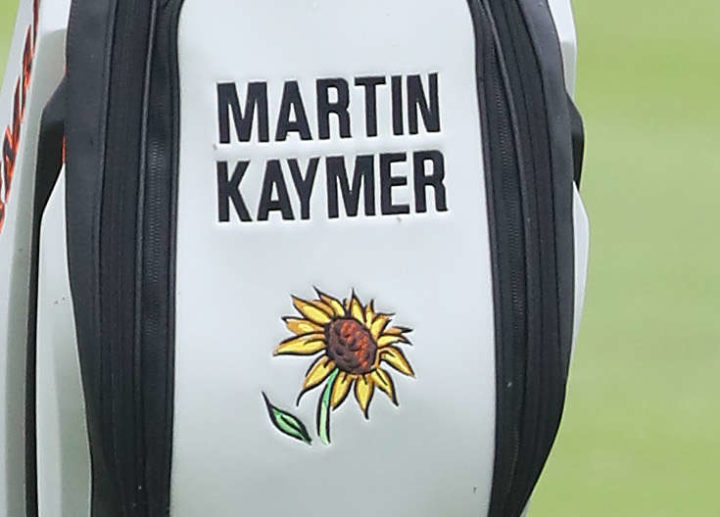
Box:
[25,78,66,517]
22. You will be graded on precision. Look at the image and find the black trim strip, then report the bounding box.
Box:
[569,97,585,187]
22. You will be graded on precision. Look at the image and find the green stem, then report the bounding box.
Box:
[318,369,340,445]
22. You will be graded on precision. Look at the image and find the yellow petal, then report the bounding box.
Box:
[377,334,409,348]
[331,372,353,409]
[284,317,323,335]
[303,356,336,390]
[315,290,346,317]
[370,314,391,340]
[292,296,332,325]
[354,374,375,419]
[312,299,335,315]
[364,301,376,326]
[274,333,325,356]
[371,368,397,405]
[350,294,365,323]
[383,326,412,337]
[380,347,415,377]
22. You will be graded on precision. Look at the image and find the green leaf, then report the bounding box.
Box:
[262,393,312,445]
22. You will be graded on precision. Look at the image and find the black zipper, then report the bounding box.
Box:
[467,2,527,513]
[467,0,577,515]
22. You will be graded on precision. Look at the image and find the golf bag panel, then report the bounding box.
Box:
[1,0,587,515]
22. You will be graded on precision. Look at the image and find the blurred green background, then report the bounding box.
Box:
[1,0,719,515]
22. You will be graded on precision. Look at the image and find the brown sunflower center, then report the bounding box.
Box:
[325,318,378,375]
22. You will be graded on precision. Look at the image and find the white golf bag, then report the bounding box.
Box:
[0,0,588,515]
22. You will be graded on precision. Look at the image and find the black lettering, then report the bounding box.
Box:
[276,81,312,141]
[326,155,375,218]
[12,82,21,147]
[22,30,32,111]
[3,130,15,199]
[317,79,351,140]
[380,153,410,215]
[413,151,447,213]
[391,75,404,136]
[217,161,252,222]
[408,73,440,134]
[354,76,386,137]
[288,158,319,220]
[32,0,38,43]
[217,82,269,144]
[258,160,294,221]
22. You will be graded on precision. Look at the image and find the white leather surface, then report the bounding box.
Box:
[0,1,71,513]
[172,1,497,515]
[35,173,91,517]
[548,0,579,95]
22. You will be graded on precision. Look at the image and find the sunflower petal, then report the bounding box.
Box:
[292,296,332,325]
[331,372,353,409]
[312,299,335,315]
[370,314,391,340]
[274,333,325,356]
[377,334,409,348]
[284,317,323,335]
[303,356,335,390]
[383,326,412,337]
[315,289,346,317]
[354,374,375,419]
[364,301,376,326]
[380,347,415,377]
[350,293,365,323]
[371,368,397,405]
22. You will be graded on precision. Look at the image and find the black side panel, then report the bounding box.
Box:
[466,0,579,515]
[65,0,178,514]
[25,79,66,517]
[515,0,575,384]
[65,0,120,513]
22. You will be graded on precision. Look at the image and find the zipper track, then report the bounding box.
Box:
[98,0,156,512]
[468,1,527,512]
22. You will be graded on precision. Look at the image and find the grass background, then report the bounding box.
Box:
[1,0,718,514]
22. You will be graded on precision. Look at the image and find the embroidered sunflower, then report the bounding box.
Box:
[273,289,415,444]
